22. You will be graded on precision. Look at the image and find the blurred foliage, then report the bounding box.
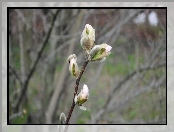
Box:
[77,110,91,124]
[122,87,166,123]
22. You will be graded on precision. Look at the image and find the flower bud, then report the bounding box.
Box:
[89,43,112,62]
[59,112,66,124]
[67,54,80,78]
[80,24,95,54]
[74,84,89,110]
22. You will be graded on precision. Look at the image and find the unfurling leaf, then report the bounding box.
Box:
[89,43,112,62]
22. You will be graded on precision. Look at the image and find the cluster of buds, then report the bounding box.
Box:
[80,24,112,61]
[67,24,112,110]
[74,84,89,110]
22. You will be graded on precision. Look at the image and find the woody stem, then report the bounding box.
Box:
[65,60,89,125]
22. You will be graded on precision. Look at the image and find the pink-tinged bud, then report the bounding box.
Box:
[89,43,112,62]
[67,54,80,78]
[80,24,95,54]
[74,84,89,111]
[105,45,112,53]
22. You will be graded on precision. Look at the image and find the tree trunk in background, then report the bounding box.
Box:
[18,18,26,83]
[18,10,32,112]
[18,11,31,83]
[40,11,59,123]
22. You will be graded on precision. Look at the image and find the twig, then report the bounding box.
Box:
[108,76,165,113]
[15,9,31,30]
[99,9,143,43]
[14,10,60,112]
[9,65,22,86]
[65,60,89,125]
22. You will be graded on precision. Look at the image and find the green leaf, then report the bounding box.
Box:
[92,48,106,60]
[72,63,75,76]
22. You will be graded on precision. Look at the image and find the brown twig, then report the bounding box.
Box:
[65,60,89,125]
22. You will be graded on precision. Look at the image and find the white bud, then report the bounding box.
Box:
[81,84,89,99]
[67,54,80,78]
[59,113,66,124]
[74,84,89,110]
[80,24,95,54]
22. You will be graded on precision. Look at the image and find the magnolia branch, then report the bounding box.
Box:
[65,60,89,125]
[64,24,112,127]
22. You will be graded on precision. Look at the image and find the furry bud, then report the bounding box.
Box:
[80,24,95,54]
[89,43,112,62]
[67,54,80,78]
[74,84,89,110]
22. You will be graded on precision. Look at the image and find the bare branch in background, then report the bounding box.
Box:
[108,75,166,114]
[15,9,31,30]
[9,109,27,121]
[91,61,165,123]
[14,10,60,112]
[99,9,143,44]
[18,17,26,83]
[9,65,22,86]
